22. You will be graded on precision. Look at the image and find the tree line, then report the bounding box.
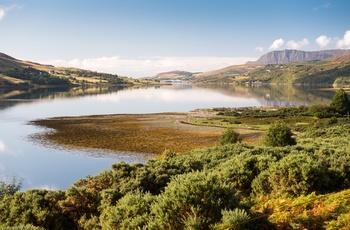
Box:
[6,68,70,86]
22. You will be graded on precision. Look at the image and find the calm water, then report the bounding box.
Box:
[0,84,335,190]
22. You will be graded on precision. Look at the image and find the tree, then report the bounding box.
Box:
[330,88,350,115]
[263,123,296,147]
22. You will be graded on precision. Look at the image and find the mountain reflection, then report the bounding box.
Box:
[0,84,336,112]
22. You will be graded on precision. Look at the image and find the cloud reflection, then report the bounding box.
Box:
[0,140,5,153]
[0,139,20,157]
[95,87,256,104]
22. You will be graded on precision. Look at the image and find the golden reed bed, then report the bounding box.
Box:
[31,112,225,154]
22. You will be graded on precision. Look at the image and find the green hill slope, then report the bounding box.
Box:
[245,55,350,86]
[0,53,158,87]
[191,55,350,86]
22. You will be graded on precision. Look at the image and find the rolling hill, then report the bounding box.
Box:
[0,53,158,87]
[153,70,196,81]
[245,54,350,86]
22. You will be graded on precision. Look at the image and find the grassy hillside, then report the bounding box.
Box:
[191,64,261,84]
[0,53,159,87]
[151,65,262,84]
[190,55,350,86]
[153,70,197,81]
[246,56,350,86]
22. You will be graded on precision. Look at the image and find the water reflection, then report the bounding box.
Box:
[0,84,336,112]
[0,84,334,113]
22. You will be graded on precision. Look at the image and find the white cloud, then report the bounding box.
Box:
[316,35,331,47]
[0,8,5,20]
[313,2,330,11]
[255,46,263,52]
[286,38,309,49]
[336,30,350,49]
[43,56,257,78]
[269,38,284,50]
[0,5,21,21]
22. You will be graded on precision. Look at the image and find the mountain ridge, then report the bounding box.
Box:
[247,49,350,65]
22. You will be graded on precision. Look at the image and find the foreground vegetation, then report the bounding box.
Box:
[1,90,350,229]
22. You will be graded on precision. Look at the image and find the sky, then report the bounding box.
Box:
[0,0,350,78]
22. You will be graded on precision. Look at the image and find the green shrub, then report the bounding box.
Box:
[0,225,46,230]
[217,153,277,195]
[314,111,334,119]
[308,104,331,116]
[253,154,331,197]
[251,171,272,196]
[330,88,350,115]
[0,190,74,230]
[100,190,154,230]
[211,208,250,230]
[328,117,338,125]
[263,123,296,147]
[220,128,241,145]
[148,171,242,229]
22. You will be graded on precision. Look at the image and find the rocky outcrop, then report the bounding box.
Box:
[247,49,350,65]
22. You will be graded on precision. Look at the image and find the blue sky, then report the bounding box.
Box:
[0,0,349,77]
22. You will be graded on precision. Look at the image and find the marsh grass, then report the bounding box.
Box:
[31,113,224,154]
[31,107,325,154]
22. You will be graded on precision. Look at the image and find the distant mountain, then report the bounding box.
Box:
[247,49,350,65]
[154,70,196,80]
[150,65,263,84]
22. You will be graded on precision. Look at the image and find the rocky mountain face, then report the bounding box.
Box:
[247,49,350,65]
